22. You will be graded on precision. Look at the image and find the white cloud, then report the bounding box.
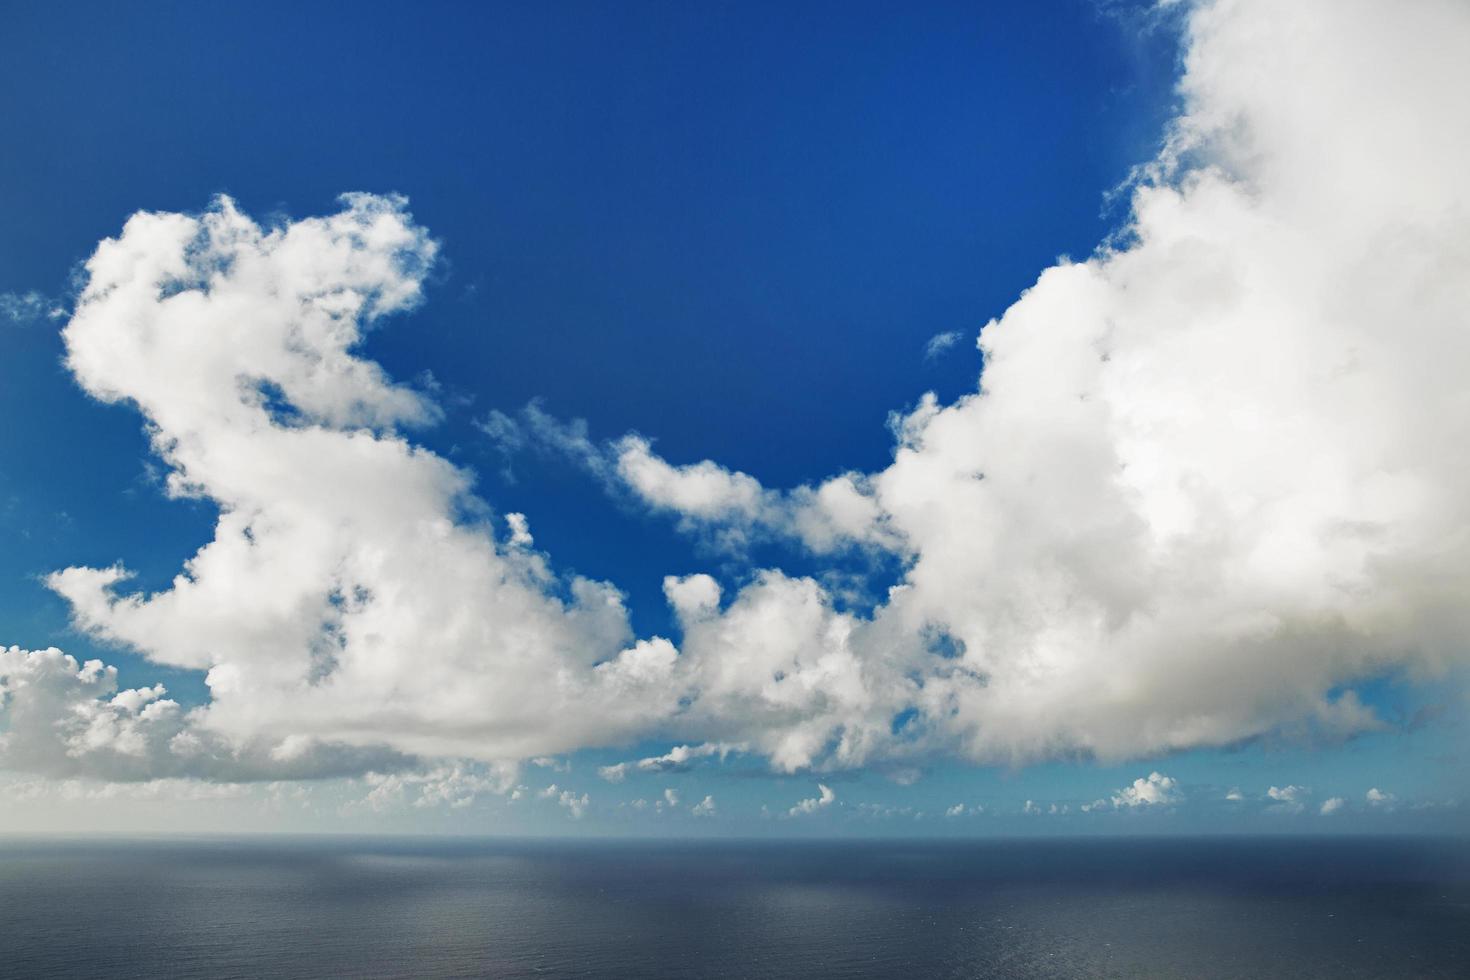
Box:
[616,436,766,525]
[1266,785,1311,814]
[1111,771,1182,808]
[27,194,686,778]
[945,802,984,817]
[554,0,1470,768]
[787,783,837,817]
[538,783,589,818]
[0,290,65,324]
[1320,797,1345,815]
[597,763,629,784]
[0,645,410,782]
[923,330,965,360]
[1366,787,1397,809]
[355,763,517,812]
[691,794,716,817]
[599,742,744,783]
[8,0,1470,793]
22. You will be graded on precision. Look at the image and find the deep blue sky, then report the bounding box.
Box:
[3,1,1458,832]
[0,0,1175,647]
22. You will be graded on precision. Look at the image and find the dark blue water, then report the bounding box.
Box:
[1,836,1467,978]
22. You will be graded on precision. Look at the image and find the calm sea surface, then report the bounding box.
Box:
[1,836,1467,979]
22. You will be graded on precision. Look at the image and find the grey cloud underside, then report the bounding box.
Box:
[4,0,1470,786]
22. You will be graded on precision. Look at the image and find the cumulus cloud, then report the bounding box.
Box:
[29,193,688,778]
[539,784,590,819]
[691,794,716,817]
[598,741,745,783]
[1366,787,1397,810]
[0,645,413,782]
[1110,771,1182,808]
[1266,785,1311,814]
[1320,797,1345,815]
[535,0,1470,768]
[787,783,837,817]
[486,403,897,557]
[355,763,518,812]
[9,0,1470,792]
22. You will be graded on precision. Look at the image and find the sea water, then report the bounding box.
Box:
[1,836,1466,978]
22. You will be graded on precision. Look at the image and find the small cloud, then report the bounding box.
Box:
[923,330,966,360]
[1111,772,1182,808]
[886,767,923,786]
[1320,797,1345,815]
[1225,787,1245,802]
[788,783,836,817]
[1022,800,1042,815]
[1266,785,1311,814]
[944,803,984,818]
[0,290,66,325]
[596,743,745,785]
[855,802,915,820]
[691,794,716,817]
[538,784,588,818]
[1366,787,1397,810]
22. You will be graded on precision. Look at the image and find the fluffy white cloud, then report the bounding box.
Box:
[0,645,409,782]
[565,0,1470,768]
[10,0,1470,792]
[787,783,837,817]
[1366,787,1397,809]
[484,406,897,556]
[691,794,716,817]
[34,194,690,776]
[355,763,518,812]
[1320,797,1345,815]
[1266,785,1311,814]
[539,783,590,819]
[599,741,746,784]
[1111,771,1182,808]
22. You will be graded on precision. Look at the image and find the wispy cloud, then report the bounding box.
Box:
[923,330,965,360]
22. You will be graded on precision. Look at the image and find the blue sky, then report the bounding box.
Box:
[1,0,1467,835]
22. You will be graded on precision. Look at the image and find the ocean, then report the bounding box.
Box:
[1,836,1466,978]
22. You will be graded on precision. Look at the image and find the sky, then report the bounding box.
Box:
[1,0,1467,837]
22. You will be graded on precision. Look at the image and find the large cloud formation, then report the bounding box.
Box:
[30,195,678,776]
[502,0,1470,766]
[4,0,1468,785]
